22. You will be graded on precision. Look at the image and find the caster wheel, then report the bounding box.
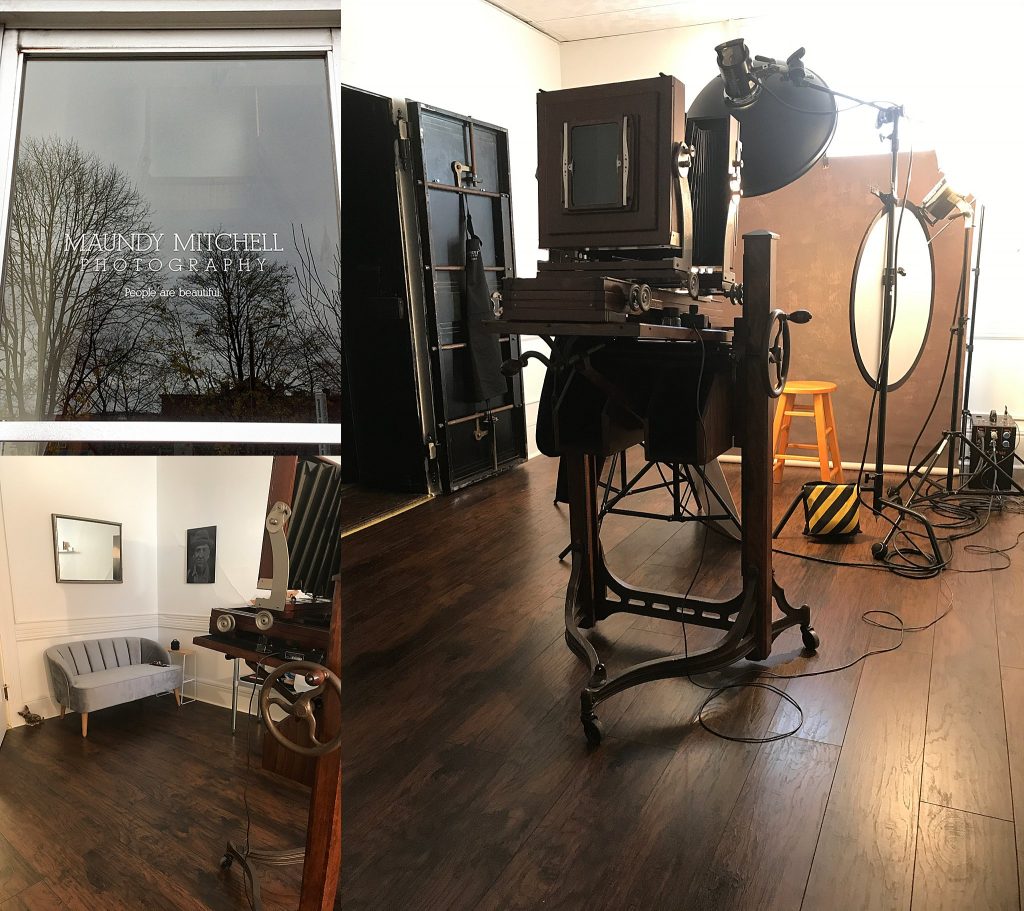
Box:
[582,716,603,747]
[801,626,820,652]
[220,854,233,870]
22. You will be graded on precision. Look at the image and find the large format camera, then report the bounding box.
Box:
[503,74,740,325]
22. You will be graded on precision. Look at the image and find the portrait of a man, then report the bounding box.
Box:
[186,526,217,584]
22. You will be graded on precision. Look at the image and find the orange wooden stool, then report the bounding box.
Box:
[772,380,843,483]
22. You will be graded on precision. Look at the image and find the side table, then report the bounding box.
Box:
[168,647,197,706]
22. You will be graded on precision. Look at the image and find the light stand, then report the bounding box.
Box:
[871,200,1024,559]
[960,203,985,454]
[693,43,958,566]
[767,70,905,508]
[712,51,905,503]
[943,202,973,490]
[868,104,903,509]
[747,71,947,565]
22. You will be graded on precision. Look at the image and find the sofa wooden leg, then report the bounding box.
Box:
[174,688,181,707]
[81,713,88,738]
[60,706,66,719]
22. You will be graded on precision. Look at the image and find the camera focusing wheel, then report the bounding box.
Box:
[764,309,791,398]
[259,660,342,758]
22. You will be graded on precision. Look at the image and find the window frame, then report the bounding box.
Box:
[0,25,342,445]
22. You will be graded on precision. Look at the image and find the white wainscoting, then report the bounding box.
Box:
[14,613,157,642]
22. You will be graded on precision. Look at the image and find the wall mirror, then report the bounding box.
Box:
[52,515,123,583]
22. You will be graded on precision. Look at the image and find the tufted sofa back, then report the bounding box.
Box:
[46,637,146,676]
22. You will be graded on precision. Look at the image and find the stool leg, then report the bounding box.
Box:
[773,393,794,483]
[824,393,844,482]
[813,394,832,482]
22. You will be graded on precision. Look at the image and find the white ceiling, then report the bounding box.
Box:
[486,0,762,41]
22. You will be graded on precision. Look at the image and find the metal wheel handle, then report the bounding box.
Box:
[259,660,341,758]
[764,309,791,398]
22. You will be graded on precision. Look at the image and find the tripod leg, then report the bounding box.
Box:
[877,436,948,554]
[772,487,805,539]
[691,461,741,540]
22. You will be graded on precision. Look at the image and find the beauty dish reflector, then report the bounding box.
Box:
[850,205,935,391]
[688,64,838,197]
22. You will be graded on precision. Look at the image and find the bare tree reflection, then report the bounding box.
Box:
[162,233,303,396]
[0,139,339,424]
[0,136,163,419]
[290,224,342,394]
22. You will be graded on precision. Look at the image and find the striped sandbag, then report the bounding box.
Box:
[801,482,861,537]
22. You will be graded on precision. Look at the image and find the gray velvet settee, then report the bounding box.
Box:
[45,637,183,737]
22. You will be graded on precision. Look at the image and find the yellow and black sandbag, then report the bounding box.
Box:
[800,482,861,537]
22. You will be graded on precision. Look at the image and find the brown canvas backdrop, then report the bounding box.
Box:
[737,151,966,471]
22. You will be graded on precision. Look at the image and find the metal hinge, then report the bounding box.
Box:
[397,116,412,171]
[2,684,7,701]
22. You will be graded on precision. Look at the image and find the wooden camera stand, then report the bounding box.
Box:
[501,232,818,744]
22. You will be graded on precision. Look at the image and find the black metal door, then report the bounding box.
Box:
[406,103,527,492]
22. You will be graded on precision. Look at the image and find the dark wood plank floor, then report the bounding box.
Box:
[339,485,427,537]
[341,454,1024,911]
[0,696,309,910]
[2,453,1022,910]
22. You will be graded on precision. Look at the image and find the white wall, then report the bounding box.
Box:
[0,456,277,728]
[338,0,561,457]
[0,458,159,723]
[156,457,273,710]
[559,3,1024,446]
[339,0,559,279]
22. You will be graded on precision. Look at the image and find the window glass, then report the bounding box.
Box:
[0,57,339,449]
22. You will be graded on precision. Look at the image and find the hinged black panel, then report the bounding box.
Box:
[337,86,429,493]
[407,103,527,493]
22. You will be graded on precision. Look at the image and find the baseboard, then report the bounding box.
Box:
[6,675,258,730]
[7,695,61,728]
[718,453,958,477]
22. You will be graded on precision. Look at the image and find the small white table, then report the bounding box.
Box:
[168,647,197,705]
